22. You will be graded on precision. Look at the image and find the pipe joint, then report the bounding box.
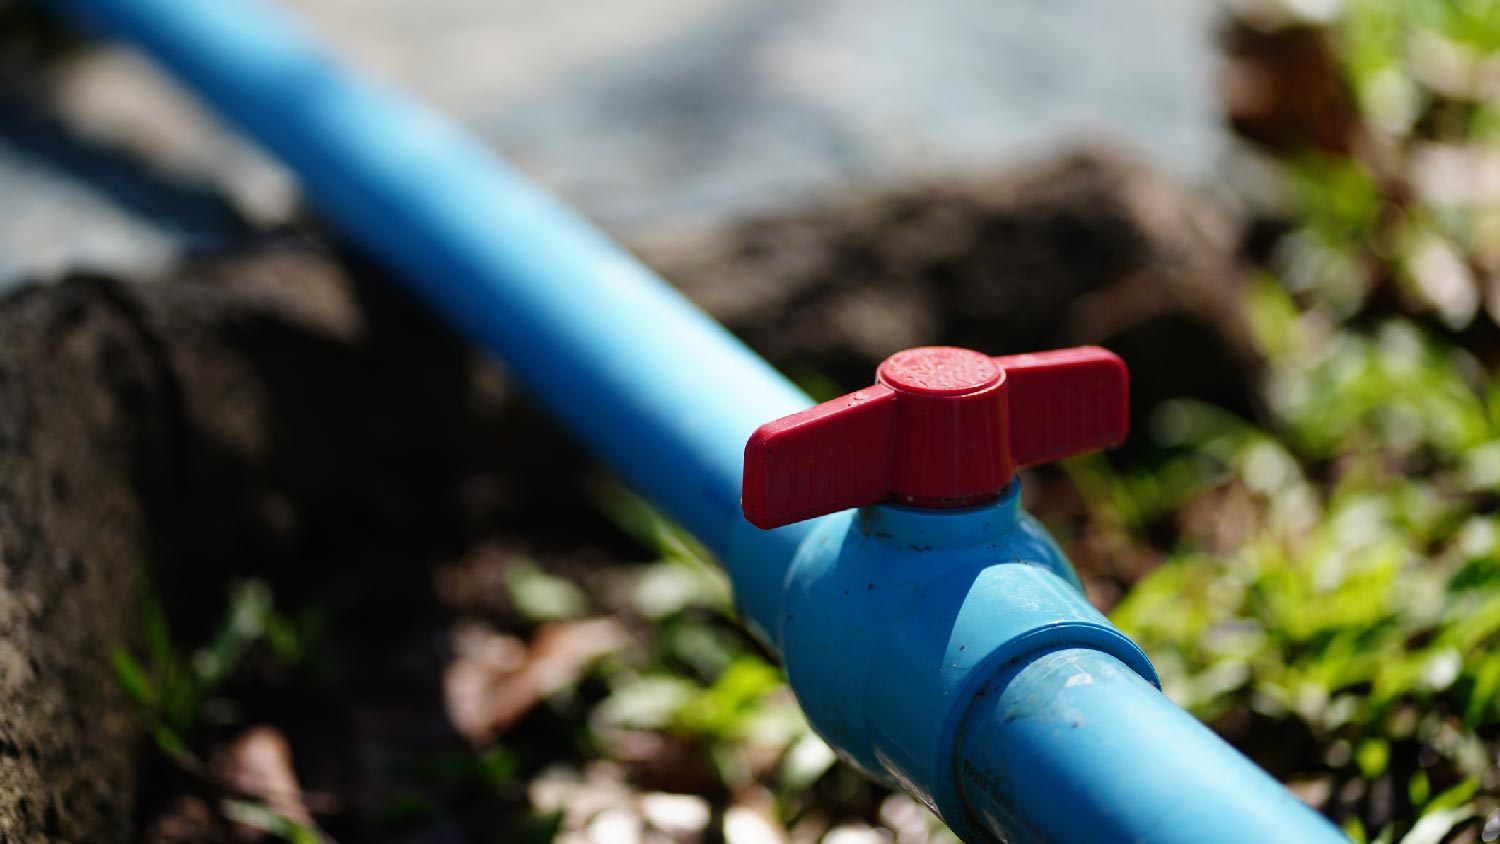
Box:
[776,483,1156,837]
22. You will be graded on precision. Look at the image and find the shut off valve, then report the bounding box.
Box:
[742,345,1130,529]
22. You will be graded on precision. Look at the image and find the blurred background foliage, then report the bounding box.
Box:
[1108,1,1500,842]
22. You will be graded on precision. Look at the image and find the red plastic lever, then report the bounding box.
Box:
[741,346,1128,530]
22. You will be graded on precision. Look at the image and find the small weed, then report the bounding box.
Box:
[112,578,325,841]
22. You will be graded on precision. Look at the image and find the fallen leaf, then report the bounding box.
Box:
[445,618,630,745]
[214,725,330,842]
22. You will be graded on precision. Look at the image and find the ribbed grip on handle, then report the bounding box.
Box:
[997,348,1130,467]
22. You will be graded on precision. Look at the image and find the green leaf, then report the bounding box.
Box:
[478,746,519,787]
[110,647,154,710]
[1397,806,1474,844]
[1425,778,1479,813]
[635,560,731,620]
[509,809,564,844]
[504,559,589,622]
[150,723,186,758]
[595,675,699,731]
[674,656,784,740]
[1356,738,1390,780]
[778,733,837,793]
[194,579,273,689]
[1409,769,1430,807]
[219,799,322,844]
[587,479,716,570]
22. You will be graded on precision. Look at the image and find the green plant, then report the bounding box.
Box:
[1103,283,1500,842]
[112,579,324,842]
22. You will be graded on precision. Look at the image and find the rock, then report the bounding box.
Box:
[0,240,515,841]
[645,151,1265,427]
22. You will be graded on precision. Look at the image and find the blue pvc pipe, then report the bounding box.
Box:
[954,648,1343,843]
[39,1,1350,842]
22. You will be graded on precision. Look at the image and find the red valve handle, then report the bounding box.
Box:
[741,346,1128,530]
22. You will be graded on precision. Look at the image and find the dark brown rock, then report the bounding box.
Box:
[0,240,524,842]
[0,278,168,842]
[645,151,1265,427]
